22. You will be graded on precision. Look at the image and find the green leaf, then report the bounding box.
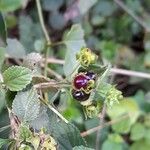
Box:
[48,110,86,150]
[0,47,5,70]
[63,24,86,76]
[0,0,22,12]
[102,140,124,150]
[30,106,50,130]
[0,89,5,113]
[77,0,97,15]
[130,123,146,141]
[42,0,63,11]
[107,98,140,134]
[19,15,44,52]
[0,12,7,44]
[3,66,32,91]
[102,134,128,150]
[0,138,11,148]
[6,38,26,58]
[73,146,94,150]
[130,139,150,150]
[12,89,40,122]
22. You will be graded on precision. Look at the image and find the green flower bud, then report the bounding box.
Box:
[76,48,97,67]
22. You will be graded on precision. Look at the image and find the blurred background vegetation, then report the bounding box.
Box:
[0,0,150,149]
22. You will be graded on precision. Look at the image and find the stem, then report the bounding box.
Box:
[95,104,106,150]
[35,0,51,77]
[35,0,51,44]
[40,99,69,124]
[81,114,129,137]
[114,0,150,32]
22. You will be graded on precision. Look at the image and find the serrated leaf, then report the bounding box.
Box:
[73,146,94,150]
[30,106,50,130]
[48,110,86,150]
[3,66,32,91]
[6,38,26,58]
[0,13,7,44]
[12,89,40,122]
[0,0,22,12]
[107,98,140,134]
[63,24,85,76]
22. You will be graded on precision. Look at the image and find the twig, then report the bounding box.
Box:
[35,0,51,44]
[35,0,51,78]
[40,98,69,124]
[47,68,63,80]
[114,0,150,32]
[111,68,150,79]
[44,58,65,65]
[81,114,129,137]
[95,104,106,150]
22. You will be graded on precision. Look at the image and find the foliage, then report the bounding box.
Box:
[0,0,150,149]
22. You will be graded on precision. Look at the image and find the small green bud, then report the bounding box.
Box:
[76,48,97,67]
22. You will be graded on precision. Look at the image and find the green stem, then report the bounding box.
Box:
[35,0,51,77]
[40,98,69,124]
[35,0,51,45]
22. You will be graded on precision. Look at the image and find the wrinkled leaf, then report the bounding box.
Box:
[3,66,32,91]
[48,110,86,150]
[12,89,40,122]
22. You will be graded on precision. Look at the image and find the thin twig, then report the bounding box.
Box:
[40,98,69,124]
[35,0,51,77]
[111,68,150,79]
[95,104,106,150]
[114,0,150,32]
[35,0,51,44]
[81,114,129,137]
[43,58,150,79]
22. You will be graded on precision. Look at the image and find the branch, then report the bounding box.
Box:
[111,68,150,79]
[95,104,106,150]
[114,0,150,32]
[35,0,51,44]
[81,114,129,137]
